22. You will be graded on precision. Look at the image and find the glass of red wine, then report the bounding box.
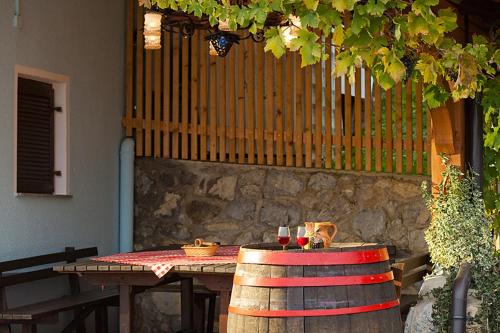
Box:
[296,226,309,250]
[277,226,291,251]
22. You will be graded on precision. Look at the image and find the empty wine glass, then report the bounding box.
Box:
[277,226,291,251]
[296,226,309,250]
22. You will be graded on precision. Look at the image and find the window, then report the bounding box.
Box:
[17,78,55,194]
[14,66,70,196]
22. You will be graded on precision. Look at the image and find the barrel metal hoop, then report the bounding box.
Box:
[228,299,400,318]
[237,248,389,265]
[233,271,394,287]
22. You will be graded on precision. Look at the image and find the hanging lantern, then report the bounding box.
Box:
[281,15,301,48]
[209,43,218,56]
[144,11,162,50]
[206,31,240,57]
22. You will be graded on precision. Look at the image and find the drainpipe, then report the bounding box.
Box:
[119,138,135,253]
[449,263,472,333]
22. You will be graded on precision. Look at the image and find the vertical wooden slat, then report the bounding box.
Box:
[247,41,255,164]
[334,60,342,170]
[374,83,382,172]
[294,54,303,168]
[395,82,403,173]
[415,80,423,174]
[276,57,284,166]
[145,51,152,157]
[172,33,180,159]
[405,79,413,174]
[181,38,189,159]
[354,69,362,170]
[219,53,227,162]
[364,69,372,172]
[210,43,217,161]
[304,66,313,168]
[191,32,199,160]
[314,61,322,168]
[228,50,237,162]
[285,53,294,167]
[256,44,265,165]
[324,42,333,169]
[153,50,161,157]
[124,0,134,137]
[265,52,274,165]
[237,43,246,163]
[200,39,208,161]
[345,78,352,170]
[426,100,431,174]
[135,6,144,156]
[162,31,171,159]
[385,88,393,172]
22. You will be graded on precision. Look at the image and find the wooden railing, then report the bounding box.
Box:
[124,1,431,175]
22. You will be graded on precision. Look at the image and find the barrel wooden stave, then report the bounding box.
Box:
[228,244,402,333]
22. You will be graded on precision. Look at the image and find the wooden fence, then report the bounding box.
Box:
[123,2,431,175]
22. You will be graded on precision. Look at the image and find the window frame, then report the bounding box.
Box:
[14,65,71,197]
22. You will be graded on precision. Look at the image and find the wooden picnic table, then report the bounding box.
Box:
[53,247,238,333]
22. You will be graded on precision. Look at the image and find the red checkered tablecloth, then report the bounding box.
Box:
[94,246,240,278]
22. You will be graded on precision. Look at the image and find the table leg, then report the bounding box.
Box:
[218,291,231,333]
[119,285,134,333]
[181,278,194,331]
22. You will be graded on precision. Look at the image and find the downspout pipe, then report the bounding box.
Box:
[449,263,472,333]
[119,138,135,253]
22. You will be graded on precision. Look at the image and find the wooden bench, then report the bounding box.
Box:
[0,247,118,333]
[391,252,432,315]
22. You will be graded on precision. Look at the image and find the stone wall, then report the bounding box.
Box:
[134,159,431,332]
[134,159,430,254]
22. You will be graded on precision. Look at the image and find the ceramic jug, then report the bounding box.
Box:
[304,221,337,248]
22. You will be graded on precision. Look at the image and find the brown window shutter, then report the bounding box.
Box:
[17,78,55,194]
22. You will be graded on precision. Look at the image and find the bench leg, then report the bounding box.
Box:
[95,306,108,333]
[206,294,216,333]
[193,294,206,333]
[180,279,194,331]
[74,307,86,333]
[21,324,36,333]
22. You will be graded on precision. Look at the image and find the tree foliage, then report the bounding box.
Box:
[140,0,499,109]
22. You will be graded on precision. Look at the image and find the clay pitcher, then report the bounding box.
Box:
[312,222,337,248]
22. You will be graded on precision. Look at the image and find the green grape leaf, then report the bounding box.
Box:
[331,0,357,12]
[264,27,286,58]
[303,0,319,11]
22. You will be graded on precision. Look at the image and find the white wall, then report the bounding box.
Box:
[0,0,124,329]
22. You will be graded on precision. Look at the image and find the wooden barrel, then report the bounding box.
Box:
[227,243,402,333]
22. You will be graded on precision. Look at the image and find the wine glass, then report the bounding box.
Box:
[296,226,309,250]
[277,226,291,251]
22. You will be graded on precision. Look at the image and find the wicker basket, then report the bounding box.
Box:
[182,239,219,257]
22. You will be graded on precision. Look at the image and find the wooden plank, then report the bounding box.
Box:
[426,96,431,174]
[153,50,161,157]
[285,53,294,166]
[191,32,199,160]
[219,54,227,162]
[364,69,372,172]
[354,68,362,170]
[124,0,134,137]
[135,6,144,156]
[374,82,382,172]
[256,43,265,165]
[405,79,413,174]
[334,59,342,170]
[200,40,208,161]
[237,42,246,164]
[324,43,333,169]
[276,57,284,166]
[345,78,352,170]
[182,37,189,159]
[294,54,303,168]
[145,51,152,157]
[162,31,171,159]
[395,82,403,173]
[304,66,312,168]
[172,32,180,159]
[265,52,274,165]
[228,50,237,163]
[314,61,322,168]
[210,42,218,161]
[247,41,255,164]
[416,80,423,174]
[385,88,393,172]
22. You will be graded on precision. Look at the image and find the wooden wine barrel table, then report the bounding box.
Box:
[227,243,402,333]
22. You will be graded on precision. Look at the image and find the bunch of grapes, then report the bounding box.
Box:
[446,68,458,82]
[401,55,416,82]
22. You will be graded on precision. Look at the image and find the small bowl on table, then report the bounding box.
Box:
[182,239,219,257]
